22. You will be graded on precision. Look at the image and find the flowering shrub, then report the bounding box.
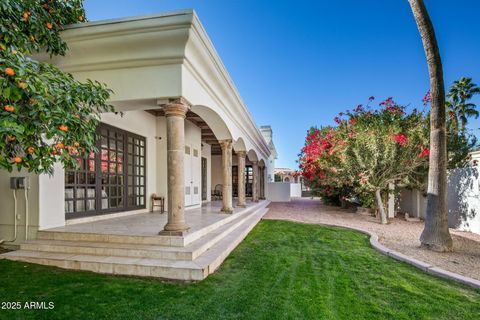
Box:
[299,97,429,223]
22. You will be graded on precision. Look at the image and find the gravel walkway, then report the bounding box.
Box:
[264,198,480,281]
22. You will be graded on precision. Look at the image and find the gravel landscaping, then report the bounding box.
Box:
[264,198,480,281]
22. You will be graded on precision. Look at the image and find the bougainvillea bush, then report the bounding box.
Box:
[299,97,430,224]
[0,0,112,175]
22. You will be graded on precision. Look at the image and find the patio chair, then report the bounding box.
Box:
[212,184,223,201]
[151,193,165,213]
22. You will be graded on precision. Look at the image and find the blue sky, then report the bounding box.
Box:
[84,0,480,169]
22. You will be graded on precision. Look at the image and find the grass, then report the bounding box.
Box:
[0,220,479,320]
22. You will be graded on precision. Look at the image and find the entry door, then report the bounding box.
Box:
[184,145,201,206]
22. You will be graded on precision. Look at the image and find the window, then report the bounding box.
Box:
[65,123,146,219]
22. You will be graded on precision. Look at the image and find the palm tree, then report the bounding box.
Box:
[408,0,453,251]
[447,77,480,135]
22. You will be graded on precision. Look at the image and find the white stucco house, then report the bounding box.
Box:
[0,10,276,280]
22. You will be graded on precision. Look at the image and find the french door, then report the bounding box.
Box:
[65,123,146,219]
[184,145,201,206]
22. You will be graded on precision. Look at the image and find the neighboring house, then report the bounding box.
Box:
[274,168,300,183]
[260,126,278,182]
[0,10,274,280]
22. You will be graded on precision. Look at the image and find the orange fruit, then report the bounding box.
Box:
[55,142,65,149]
[30,35,35,41]
[3,105,15,112]
[13,156,22,163]
[27,146,35,154]
[78,15,84,21]
[46,22,53,29]
[59,124,68,132]
[4,67,14,76]
[18,82,26,89]
[51,150,58,155]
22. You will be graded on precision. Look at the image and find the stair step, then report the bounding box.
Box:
[36,201,269,247]
[0,207,269,280]
[21,207,260,260]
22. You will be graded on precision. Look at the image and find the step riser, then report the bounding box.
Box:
[20,244,193,261]
[4,255,206,281]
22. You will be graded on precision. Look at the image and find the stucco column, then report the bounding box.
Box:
[236,151,247,208]
[252,160,259,202]
[220,139,233,213]
[160,101,190,235]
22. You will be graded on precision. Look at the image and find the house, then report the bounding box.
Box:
[0,10,276,280]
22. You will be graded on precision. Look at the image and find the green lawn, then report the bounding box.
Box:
[0,220,479,320]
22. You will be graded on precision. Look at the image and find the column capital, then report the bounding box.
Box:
[219,139,233,150]
[163,97,191,118]
[236,150,247,158]
[251,160,258,165]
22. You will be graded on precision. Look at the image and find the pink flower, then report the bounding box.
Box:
[349,117,356,125]
[330,167,338,173]
[422,90,431,106]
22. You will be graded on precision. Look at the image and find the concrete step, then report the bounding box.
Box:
[20,206,262,261]
[1,208,268,280]
[36,201,269,247]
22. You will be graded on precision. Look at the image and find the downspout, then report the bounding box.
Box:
[0,190,18,244]
[24,187,29,241]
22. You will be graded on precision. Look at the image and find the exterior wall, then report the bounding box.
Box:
[399,167,480,235]
[201,143,212,202]
[39,163,65,229]
[266,155,275,182]
[266,182,291,202]
[0,170,40,247]
[211,155,222,191]
[290,183,302,198]
[447,167,480,234]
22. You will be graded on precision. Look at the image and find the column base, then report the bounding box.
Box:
[159,223,190,236]
[236,203,246,208]
[221,207,234,214]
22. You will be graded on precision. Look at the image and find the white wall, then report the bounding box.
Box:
[211,155,222,191]
[201,143,212,202]
[39,163,65,229]
[447,167,480,234]
[266,182,291,202]
[398,167,480,235]
[290,183,302,198]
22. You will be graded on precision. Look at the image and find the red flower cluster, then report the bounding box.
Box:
[391,133,408,147]
[418,148,429,157]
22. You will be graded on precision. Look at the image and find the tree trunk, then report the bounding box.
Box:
[408,0,453,251]
[375,189,388,225]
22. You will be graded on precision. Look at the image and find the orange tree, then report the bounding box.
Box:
[0,0,112,175]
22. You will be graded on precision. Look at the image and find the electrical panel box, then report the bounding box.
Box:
[9,177,29,190]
